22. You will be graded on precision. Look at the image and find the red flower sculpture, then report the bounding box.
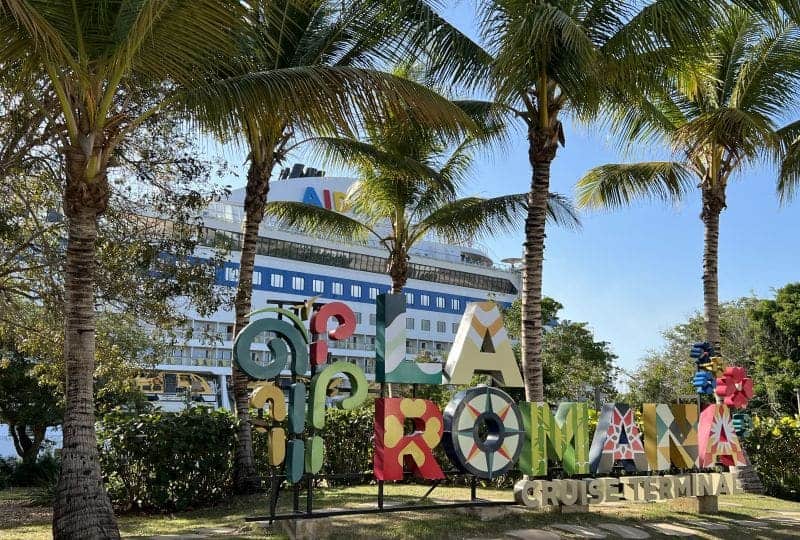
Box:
[715,366,754,409]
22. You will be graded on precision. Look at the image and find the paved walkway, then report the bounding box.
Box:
[465,511,800,539]
[133,506,800,539]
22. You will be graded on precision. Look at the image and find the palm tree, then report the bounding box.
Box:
[576,7,800,354]
[265,107,580,294]
[410,0,713,402]
[204,1,480,492]
[0,3,246,536]
[0,1,424,536]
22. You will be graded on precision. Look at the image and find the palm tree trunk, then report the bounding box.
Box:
[387,249,408,398]
[701,185,726,353]
[388,250,408,294]
[53,148,119,539]
[232,157,273,494]
[521,129,557,403]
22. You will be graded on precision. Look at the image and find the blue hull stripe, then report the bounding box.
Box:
[218,262,510,315]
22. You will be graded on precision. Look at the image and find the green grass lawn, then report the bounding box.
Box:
[3,485,800,539]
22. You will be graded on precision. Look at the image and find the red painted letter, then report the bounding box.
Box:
[374,398,444,481]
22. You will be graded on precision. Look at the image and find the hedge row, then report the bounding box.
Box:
[90,407,800,511]
[98,407,236,511]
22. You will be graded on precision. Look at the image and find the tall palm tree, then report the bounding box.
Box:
[576,7,800,354]
[0,3,253,536]
[409,0,713,402]
[265,107,580,294]
[0,0,449,535]
[205,1,479,492]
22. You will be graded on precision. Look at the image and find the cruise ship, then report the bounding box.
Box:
[142,165,520,410]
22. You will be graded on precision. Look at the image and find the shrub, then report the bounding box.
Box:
[0,452,60,489]
[744,415,800,500]
[0,456,14,489]
[98,407,237,511]
[12,451,60,487]
[321,406,375,485]
[252,405,375,487]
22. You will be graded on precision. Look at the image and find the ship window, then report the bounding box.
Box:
[270,273,284,288]
[421,319,431,331]
[199,225,518,295]
[312,279,324,293]
[351,284,362,297]
[332,282,343,295]
[292,276,305,291]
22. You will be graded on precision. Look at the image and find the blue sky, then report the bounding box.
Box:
[215,1,800,375]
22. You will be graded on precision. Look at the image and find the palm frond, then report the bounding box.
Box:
[576,161,695,209]
[545,192,582,230]
[674,108,779,164]
[778,140,800,203]
[107,0,248,88]
[264,201,377,243]
[378,0,494,90]
[0,0,78,69]
[484,1,599,105]
[412,194,527,245]
[302,136,447,186]
[452,99,514,151]
[414,191,579,245]
[186,65,475,145]
[776,119,800,202]
[730,14,800,118]
[603,0,717,59]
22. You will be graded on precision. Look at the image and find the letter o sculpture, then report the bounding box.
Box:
[442,385,524,479]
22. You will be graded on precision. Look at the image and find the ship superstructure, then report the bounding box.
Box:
[141,166,520,410]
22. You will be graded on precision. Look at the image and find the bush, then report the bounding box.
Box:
[0,452,60,489]
[98,407,237,511]
[744,415,800,500]
[252,405,375,487]
[12,451,60,487]
[321,406,375,485]
[0,456,14,489]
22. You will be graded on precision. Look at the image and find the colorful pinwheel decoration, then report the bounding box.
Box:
[732,412,753,438]
[690,342,722,394]
[690,342,714,369]
[715,366,754,409]
[692,370,716,395]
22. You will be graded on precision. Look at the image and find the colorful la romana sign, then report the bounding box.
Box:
[234,295,752,506]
